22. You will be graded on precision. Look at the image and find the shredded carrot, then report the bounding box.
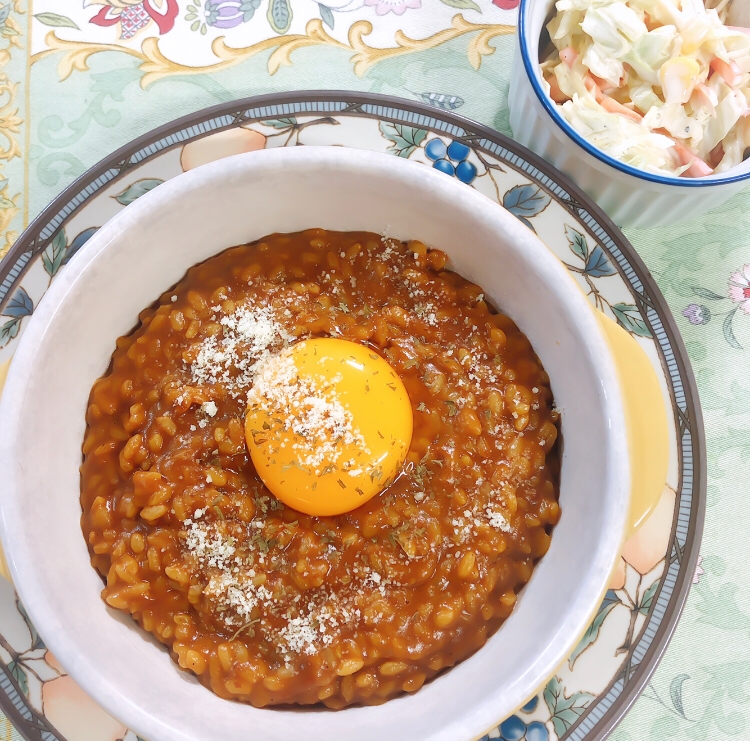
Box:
[585,73,644,123]
[583,74,604,101]
[546,75,569,104]
[672,140,714,177]
[710,57,743,86]
[589,73,622,94]
[599,95,644,123]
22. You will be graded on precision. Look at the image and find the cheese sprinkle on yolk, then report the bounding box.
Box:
[245,338,413,516]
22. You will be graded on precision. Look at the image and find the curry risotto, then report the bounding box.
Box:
[80,229,561,708]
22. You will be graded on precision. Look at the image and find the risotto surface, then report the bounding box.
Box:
[80,229,560,708]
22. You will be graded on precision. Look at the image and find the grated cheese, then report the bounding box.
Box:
[247,350,369,473]
[486,507,512,533]
[189,304,292,398]
[182,502,386,654]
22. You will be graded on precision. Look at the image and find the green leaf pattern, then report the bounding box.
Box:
[639,579,661,616]
[267,0,292,34]
[691,286,726,301]
[670,674,690,719]
[611,302,653,338]
[112,178,164,206]
[723,308,742,349]
[584,245,617,277]
[7,661,28,696]
[42,229,67,277]
[565,224,589,261]
[502,184,551,219]
[437,0,481,10]
[378,122,427,158]
[1,286,33,345]
[544,676,595,737]
[0,317,20,345]
[34,12,80,30]
[561,222,652,338]
[319,4,334,29]
[262,117,297,129]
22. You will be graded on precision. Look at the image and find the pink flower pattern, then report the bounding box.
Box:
[693,555,704,584]
[728,264,750,315]
[88,0,178,39]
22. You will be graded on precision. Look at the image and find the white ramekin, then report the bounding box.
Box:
[509,0,750,229]
[0,147,666,741]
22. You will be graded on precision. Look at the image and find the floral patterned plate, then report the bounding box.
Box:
[0,91,704,741]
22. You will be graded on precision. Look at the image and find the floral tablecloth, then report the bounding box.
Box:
[0,0,747,739]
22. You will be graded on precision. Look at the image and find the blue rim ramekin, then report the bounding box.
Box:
[510,0,750,227]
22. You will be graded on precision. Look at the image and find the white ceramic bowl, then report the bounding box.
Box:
[0,147,664,741]
[509,0,750,229]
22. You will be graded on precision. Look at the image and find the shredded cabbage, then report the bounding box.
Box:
[541,0,750,177]
[560,94,688,174]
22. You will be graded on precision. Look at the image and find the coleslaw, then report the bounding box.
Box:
[540,0,750,177]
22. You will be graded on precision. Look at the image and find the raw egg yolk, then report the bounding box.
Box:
[244,338,413,517]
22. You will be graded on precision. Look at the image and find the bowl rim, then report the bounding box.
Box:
[0,146,631,741]
[518,0,750,188]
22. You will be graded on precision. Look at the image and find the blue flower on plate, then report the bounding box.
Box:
[499,714,527,740]
[521,695,539,713]
[486,712,548,741]
[425,138,477,183]
[525,721,549,741]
